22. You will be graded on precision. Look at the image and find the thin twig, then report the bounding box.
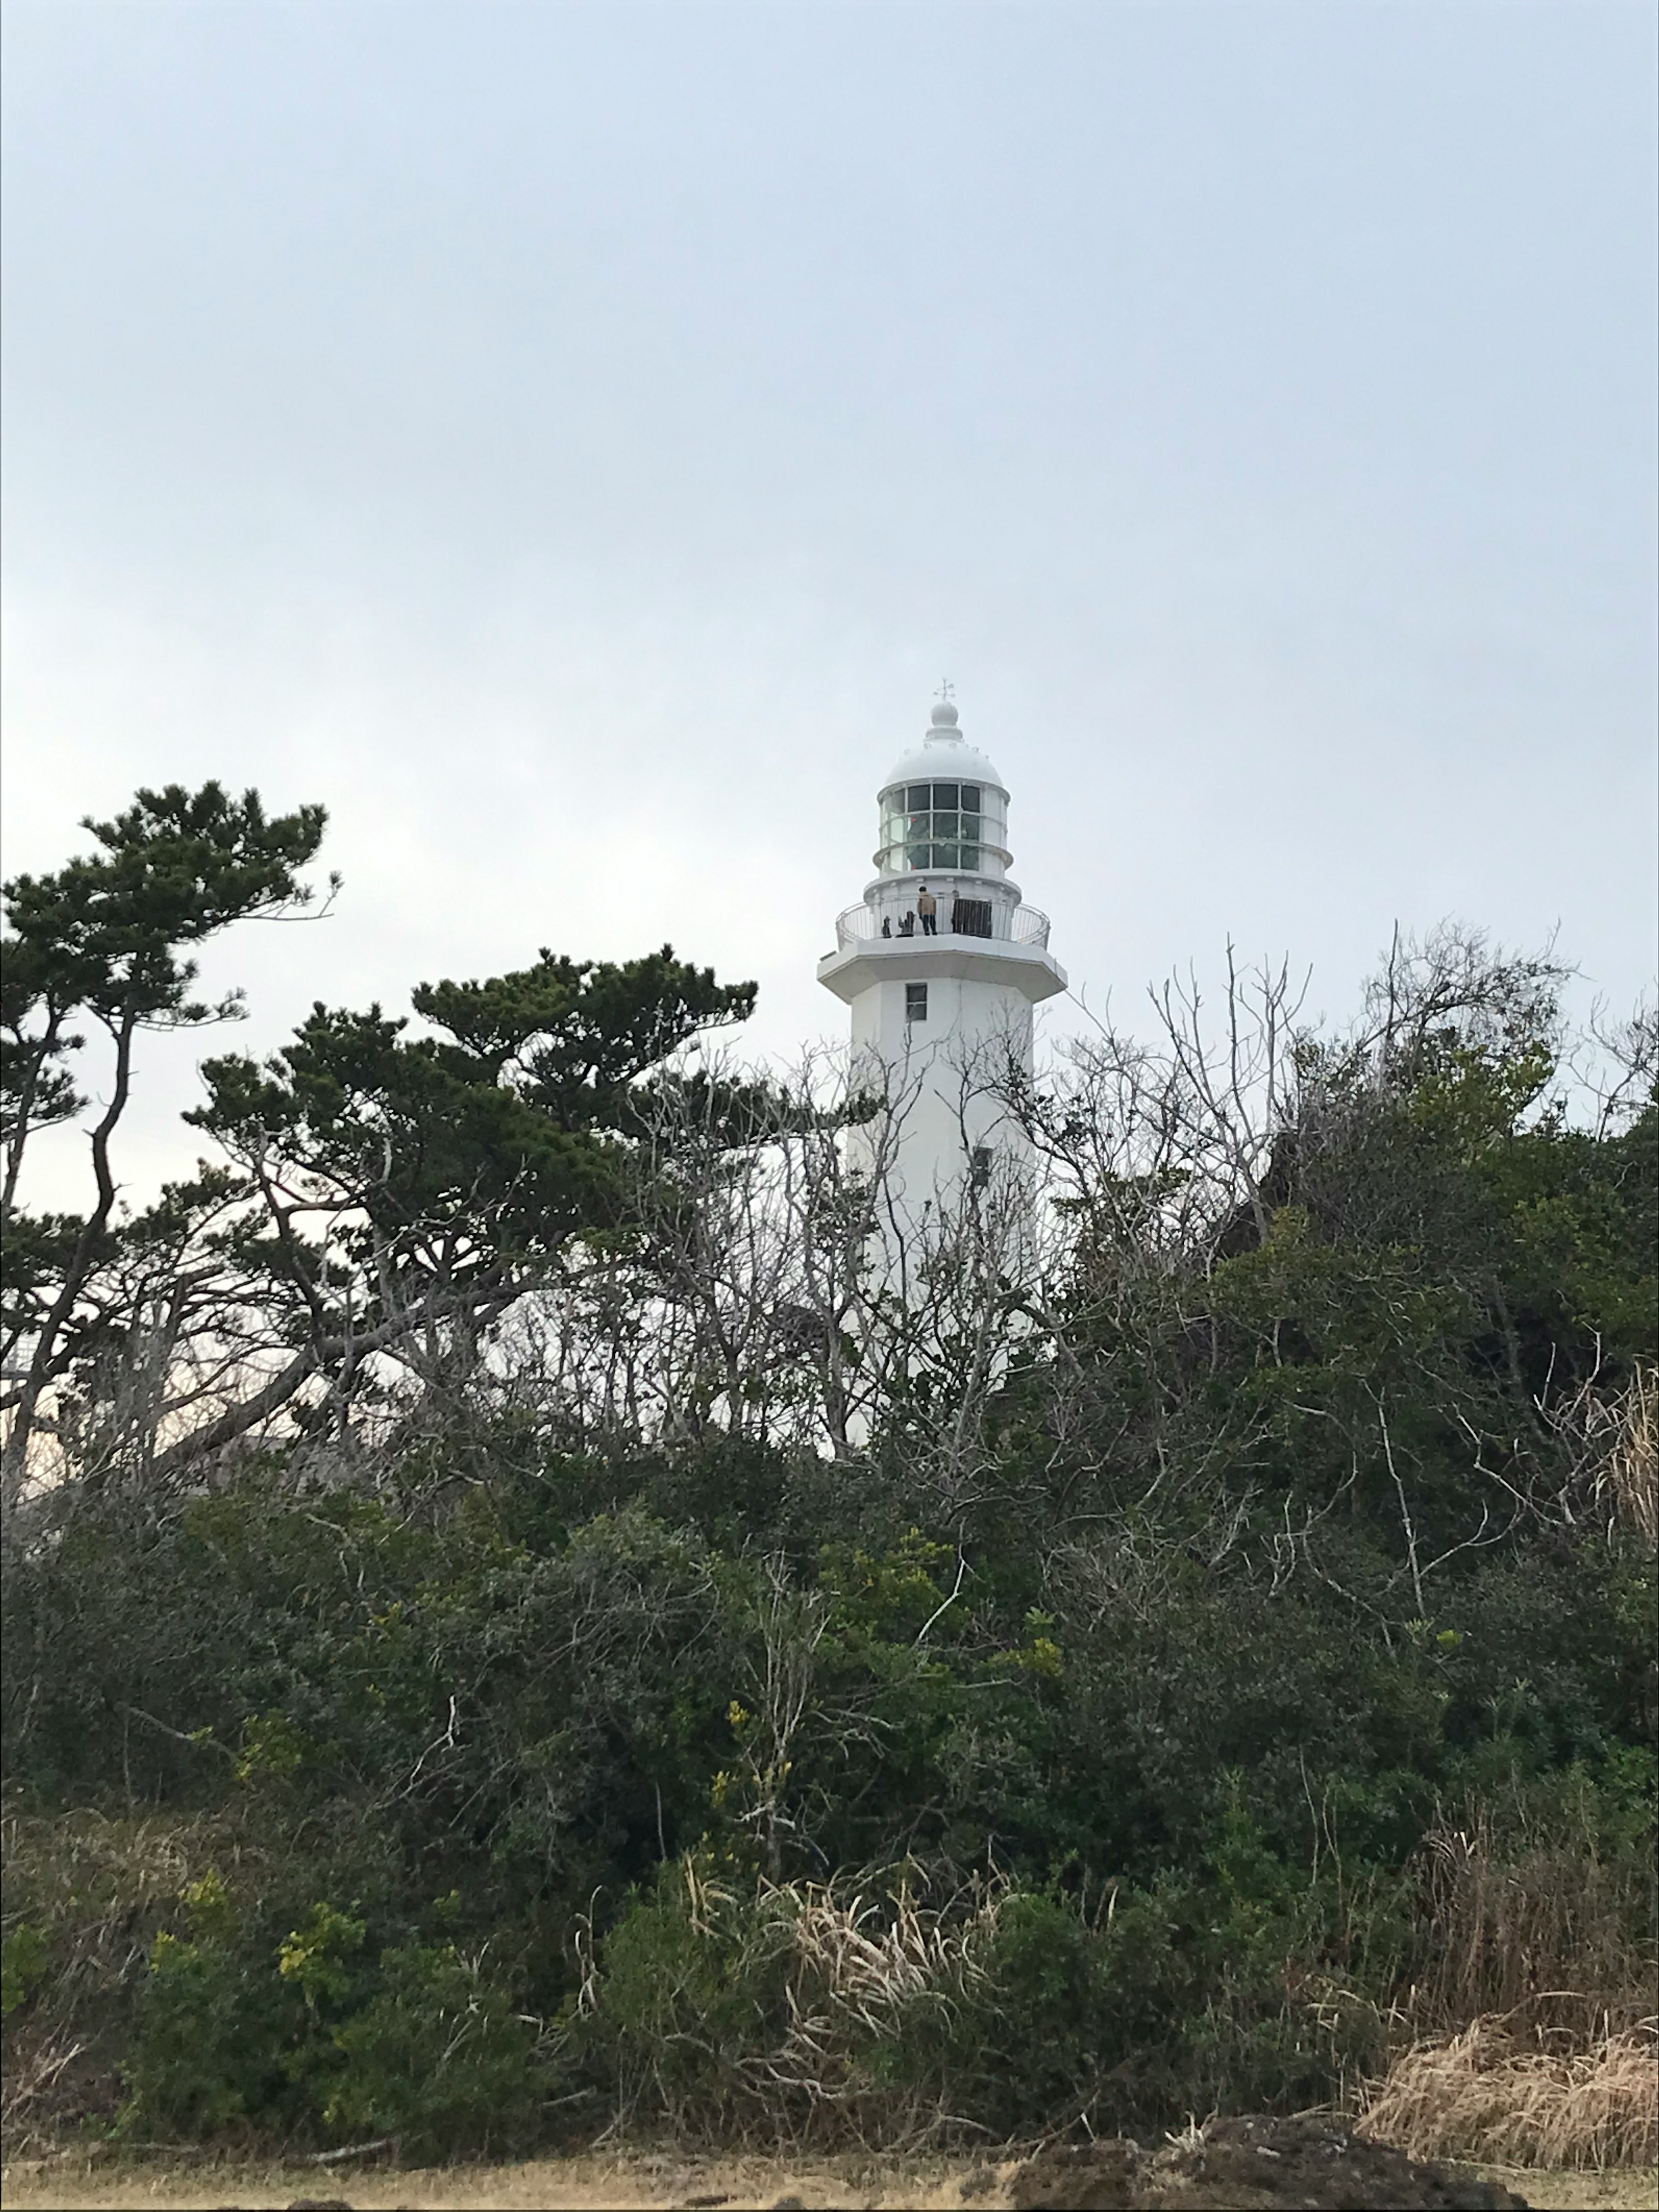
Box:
[308,2135,397,2165]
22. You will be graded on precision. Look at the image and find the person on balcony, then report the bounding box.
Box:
[880,915,892,938]
[897,912,915,936]
[917,884,938,936]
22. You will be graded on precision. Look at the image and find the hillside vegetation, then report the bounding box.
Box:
[2,784,1654,2162]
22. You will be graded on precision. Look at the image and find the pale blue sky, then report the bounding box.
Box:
[3,0,1655,1201]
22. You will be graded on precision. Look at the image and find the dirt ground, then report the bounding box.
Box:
[2,2142,1654,2212]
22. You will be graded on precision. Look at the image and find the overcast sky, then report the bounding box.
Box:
[3,0,1655,1208]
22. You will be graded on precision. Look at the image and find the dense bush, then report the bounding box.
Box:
[117,1873,541,2157]
[3,1471,1650,2147]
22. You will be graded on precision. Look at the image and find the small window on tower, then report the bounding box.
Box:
[971,1146,993,1189]
[905,983,928,1023]
[960,785,982,813]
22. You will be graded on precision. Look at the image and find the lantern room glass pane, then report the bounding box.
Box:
[881,775,1002,869]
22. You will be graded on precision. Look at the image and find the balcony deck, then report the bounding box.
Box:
[832,900,1051,954]
[818,900,1065,1006]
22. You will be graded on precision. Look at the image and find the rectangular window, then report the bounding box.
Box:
[905,983,928,1023]
[931,782,959,809]
[906,844,930,871]
[971,1146,992,1189]
[907,785,932,810]
[960,785,981,812]
[959,844,981,873]
[929,844,959,870]
[930,811,959,841]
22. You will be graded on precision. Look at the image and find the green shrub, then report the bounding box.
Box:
[325,1942,540,2157]
[571,1859,792,2134]
[1,1922,50,2018]
[117,1874,540,2154]
[120,1875,308,2139]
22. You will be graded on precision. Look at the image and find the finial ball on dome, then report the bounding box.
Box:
[929,700,960,729]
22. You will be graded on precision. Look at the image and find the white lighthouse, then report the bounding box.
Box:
[817,694,1066,1231]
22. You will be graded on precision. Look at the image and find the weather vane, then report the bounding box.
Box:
[936,678,955,703]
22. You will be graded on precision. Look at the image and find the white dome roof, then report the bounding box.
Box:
[881,701,1007,795]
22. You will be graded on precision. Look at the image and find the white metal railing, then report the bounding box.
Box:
[833,901,1051,954]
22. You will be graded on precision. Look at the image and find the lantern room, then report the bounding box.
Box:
[873,700,1011,880]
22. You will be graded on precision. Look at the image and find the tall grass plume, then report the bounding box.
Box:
[1359,2015,1658,2172]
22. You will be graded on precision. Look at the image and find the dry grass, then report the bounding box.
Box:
[0,2150,1655,2212]
[0,2148,1006,2211]
[1554,1358,1659,1551]
[769,1869,994,2098]
[1603,1360,1657,1550]
[1475,2169,1659,2210]
[592,1860,1009,2146]
[1359,2015,1659,2173]
[1397,1804,1658,2047]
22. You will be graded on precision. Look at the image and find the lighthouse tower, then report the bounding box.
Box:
[817,695,1066,1228]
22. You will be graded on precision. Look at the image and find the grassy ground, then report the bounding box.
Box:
[2,2152,1656,2211]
